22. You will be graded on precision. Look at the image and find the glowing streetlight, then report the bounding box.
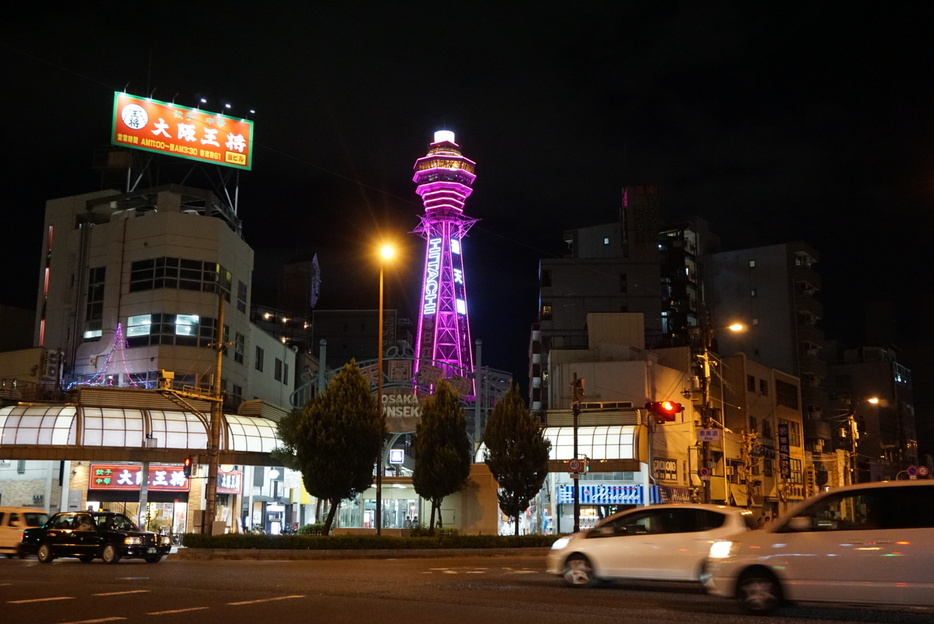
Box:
[375,243,395,535]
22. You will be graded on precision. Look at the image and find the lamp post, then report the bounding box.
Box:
[693,322,745,504]
[375,244,394,535]
[845,396,878,485]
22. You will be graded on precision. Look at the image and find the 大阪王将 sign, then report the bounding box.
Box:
[111,92,254,170]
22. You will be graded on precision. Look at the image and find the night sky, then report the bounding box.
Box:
[5,3,934,382]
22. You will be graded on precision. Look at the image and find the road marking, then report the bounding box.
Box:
[228,595,304,606]
[93,590,150,596]
[8,596,75,603]
[148,607,210,615]
[59,619,125,624]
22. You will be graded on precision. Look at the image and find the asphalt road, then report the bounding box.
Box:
[2,553,932,624]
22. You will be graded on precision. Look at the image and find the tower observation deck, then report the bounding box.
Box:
[413,131,478,379]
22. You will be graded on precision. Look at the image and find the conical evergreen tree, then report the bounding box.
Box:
[484,383,551,535]
[273,360,384,534]
[412,378,472,534]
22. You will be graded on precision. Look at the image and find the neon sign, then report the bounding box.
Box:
[422,237,442,315]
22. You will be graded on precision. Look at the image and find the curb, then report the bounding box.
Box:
[169,547,551,561]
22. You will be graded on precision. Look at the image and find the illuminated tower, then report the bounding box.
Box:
[413,131,478,377]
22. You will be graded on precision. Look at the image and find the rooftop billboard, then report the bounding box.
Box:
[111,92,254,170]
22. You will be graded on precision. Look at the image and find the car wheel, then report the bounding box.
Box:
[101,544,122,565]
[78,555,94,563]
[563,554,596,587]
[737,570,783,614]
[144,554,163,563]
[37,543,54,564]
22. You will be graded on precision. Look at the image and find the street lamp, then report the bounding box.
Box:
[693,321,746,503]
[375,244,395,535]
[845,396,879,485]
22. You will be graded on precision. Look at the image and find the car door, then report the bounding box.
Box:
[45,514,80,556]
[773,486,933,605]
[590,509,668,579]
[632,508,725,580]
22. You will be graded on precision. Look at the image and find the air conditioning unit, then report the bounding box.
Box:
[33,494,44,503]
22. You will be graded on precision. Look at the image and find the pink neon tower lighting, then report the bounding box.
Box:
[413,130,478,378]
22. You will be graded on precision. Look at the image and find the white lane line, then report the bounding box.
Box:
[148,607,211,615]
[8,596,75,603]
[228,595,304,606]
[93,590,151,596]
[58,618,125,624]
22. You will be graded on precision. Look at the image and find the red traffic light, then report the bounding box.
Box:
[183,457,193,478]
[645,400,684,422]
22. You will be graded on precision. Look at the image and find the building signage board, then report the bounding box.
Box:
[698,429,721,442]
[89,463,190,491]
[652,456,678,482]
[778,423,791,479]
[557,484,644,505]
[111,92,254,170]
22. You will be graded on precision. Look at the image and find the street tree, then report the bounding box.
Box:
[483,383,551,535]
[412,378,472,534]
[273,360,383,535]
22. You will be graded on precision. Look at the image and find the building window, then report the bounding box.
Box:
[540,270,552,287]
[129,257,231,297]
[255,347,264,372]
[747,375,756,392]
[619,273,627,293]
[126,313,216,348]
[234,332,245,364]
[541,303,552,320]
[84,266,106,340]
[275,358,283,382]
[781,420,802,447]
[603,236,610,245]
[750,288,757,297]
[748,259,756,268]
[283,362,289,385]
[237,280,248,313]
[776,379,799,409]
[759,379,769,395]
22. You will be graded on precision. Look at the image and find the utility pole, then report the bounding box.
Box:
[204,292,227,535]
[571,374,584,533]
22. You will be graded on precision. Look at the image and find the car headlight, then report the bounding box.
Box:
[708,540,735,559]
[124,536,142,545]
[551,537,571,550]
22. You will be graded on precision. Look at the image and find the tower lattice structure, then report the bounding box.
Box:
[412,131,478,380]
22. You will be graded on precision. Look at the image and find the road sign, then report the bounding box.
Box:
[907,465,919,479]
[698,429,721,442]
[568,458,583,473]
[698,467,710,481]
[919,466,930,478]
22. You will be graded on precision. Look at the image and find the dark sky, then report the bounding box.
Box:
[5,3,934,380]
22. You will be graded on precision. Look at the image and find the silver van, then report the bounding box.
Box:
[0,506,50,557]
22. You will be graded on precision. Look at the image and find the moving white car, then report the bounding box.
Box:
[547,503,756,587]
[703,480,934,614]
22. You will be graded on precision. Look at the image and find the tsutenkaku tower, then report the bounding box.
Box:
[413,130,478,377]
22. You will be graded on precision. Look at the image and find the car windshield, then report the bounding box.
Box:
[95,514,139,531]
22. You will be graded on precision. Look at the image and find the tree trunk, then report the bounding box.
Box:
[323,498,339,535]
[428,500,437,536]
[514,515,520,536]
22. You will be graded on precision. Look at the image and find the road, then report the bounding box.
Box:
[2,552,932,624]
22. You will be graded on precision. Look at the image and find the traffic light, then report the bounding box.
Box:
[183,457,193,478]
[573,377,585,403]
[645,400,685,422]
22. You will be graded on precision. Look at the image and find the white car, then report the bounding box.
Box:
[703,480,934,614]
[547,503,756,586]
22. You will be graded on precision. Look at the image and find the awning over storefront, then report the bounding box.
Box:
[0,404,280,460]
[544,425,640,461]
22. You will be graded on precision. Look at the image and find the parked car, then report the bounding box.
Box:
[703,480,934,614]
[0,506,49,558]
[547,503,757,586]
[19,511,172,564]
